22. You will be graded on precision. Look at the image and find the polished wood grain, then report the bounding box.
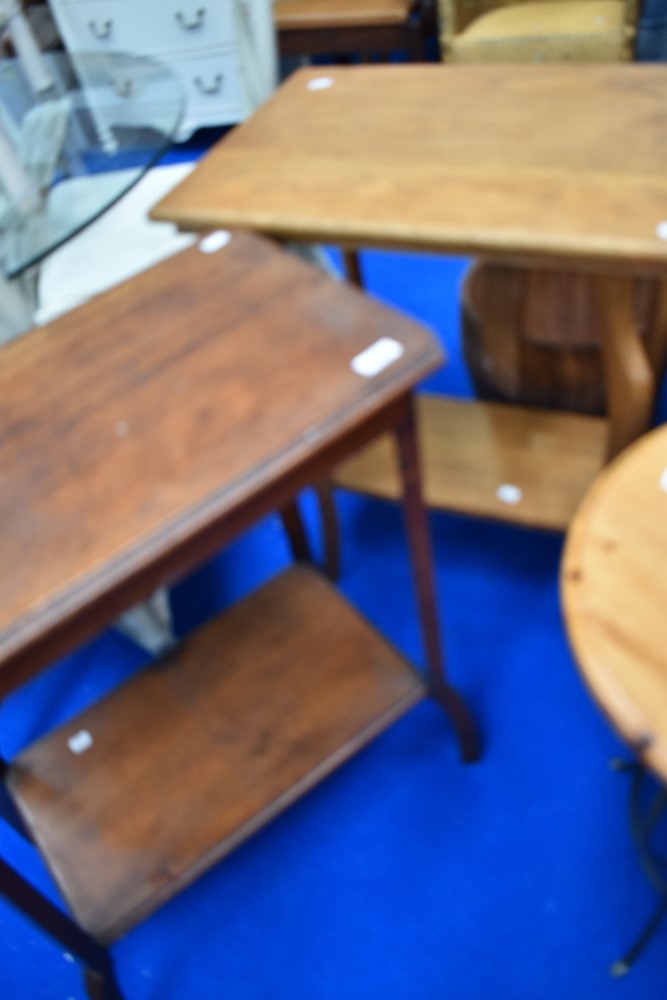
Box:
[0,229,441,691]
[8,566,426,942]
[562,424,667,781]
[152,64,667,273]
[332,395,609,530]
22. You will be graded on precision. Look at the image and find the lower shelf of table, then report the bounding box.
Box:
[7,565,425,944]
[332,394,609,531]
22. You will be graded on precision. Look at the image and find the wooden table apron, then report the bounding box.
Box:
[151,63,667,532]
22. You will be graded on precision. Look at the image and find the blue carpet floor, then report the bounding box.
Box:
[2,246,667,999]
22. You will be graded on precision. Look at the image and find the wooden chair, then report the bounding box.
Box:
[438,0,639,62]
[274,0,436,61]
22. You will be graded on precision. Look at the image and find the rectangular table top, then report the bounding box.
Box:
[0,230,441,684]
[152,64,667,273]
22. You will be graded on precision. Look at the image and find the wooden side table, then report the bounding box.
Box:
[562,423,667,781]
[0,229,478,999]
[562,424,667,974]
[151,63,667,532]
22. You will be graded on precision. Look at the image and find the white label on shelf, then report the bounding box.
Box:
[68,729,94,755]
[199,230,231,253]
[307,76,334,91]
[496,483,523,505]
[350,338,404,377]
[659,466,667,492]
[656,222,667,241]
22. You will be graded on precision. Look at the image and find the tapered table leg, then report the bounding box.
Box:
[0,857,124,999]
[280,498,313,564]
[394,394,481,763]
[343,250,363,288]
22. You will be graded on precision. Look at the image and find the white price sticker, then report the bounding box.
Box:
[351,338,404,377]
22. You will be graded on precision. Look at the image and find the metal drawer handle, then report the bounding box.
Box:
[88,19,113,40]
[194,73,223,95]
[175,7,206,31]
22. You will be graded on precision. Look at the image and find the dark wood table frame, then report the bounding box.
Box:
[0,231,478,999]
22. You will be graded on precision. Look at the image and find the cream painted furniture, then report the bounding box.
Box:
[46,0,276,139]
[438,0,638,63]
[151,63,667,533]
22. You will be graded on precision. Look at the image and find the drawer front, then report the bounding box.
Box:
[50,1,235,54]
[173,49,242,131]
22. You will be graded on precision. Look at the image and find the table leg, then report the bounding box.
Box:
[280,497,313,564]
[645,280,667,383]
[0,856,124,999]
[342,250,363,288]
[593,275,656,461]
[313,482,340,580]
[280,489,340,581]
[394,395,480,763]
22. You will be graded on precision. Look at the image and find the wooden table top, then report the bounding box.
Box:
[0,229,441,687]
[152,64,667,273]
[562,424,667,780]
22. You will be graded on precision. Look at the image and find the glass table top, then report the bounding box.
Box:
[0,50,184,279]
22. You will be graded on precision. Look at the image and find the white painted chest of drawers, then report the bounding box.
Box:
[47,0,275,139]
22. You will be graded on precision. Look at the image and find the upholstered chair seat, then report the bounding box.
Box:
[439,0,637,62]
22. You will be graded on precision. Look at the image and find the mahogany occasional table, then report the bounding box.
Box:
[0,229,478,999]
[152,63,667,532]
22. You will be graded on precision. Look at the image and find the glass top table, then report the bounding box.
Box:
[0,50,183,280]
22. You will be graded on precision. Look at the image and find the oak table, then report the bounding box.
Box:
[0,229,478,999]
[152,63,667,532]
